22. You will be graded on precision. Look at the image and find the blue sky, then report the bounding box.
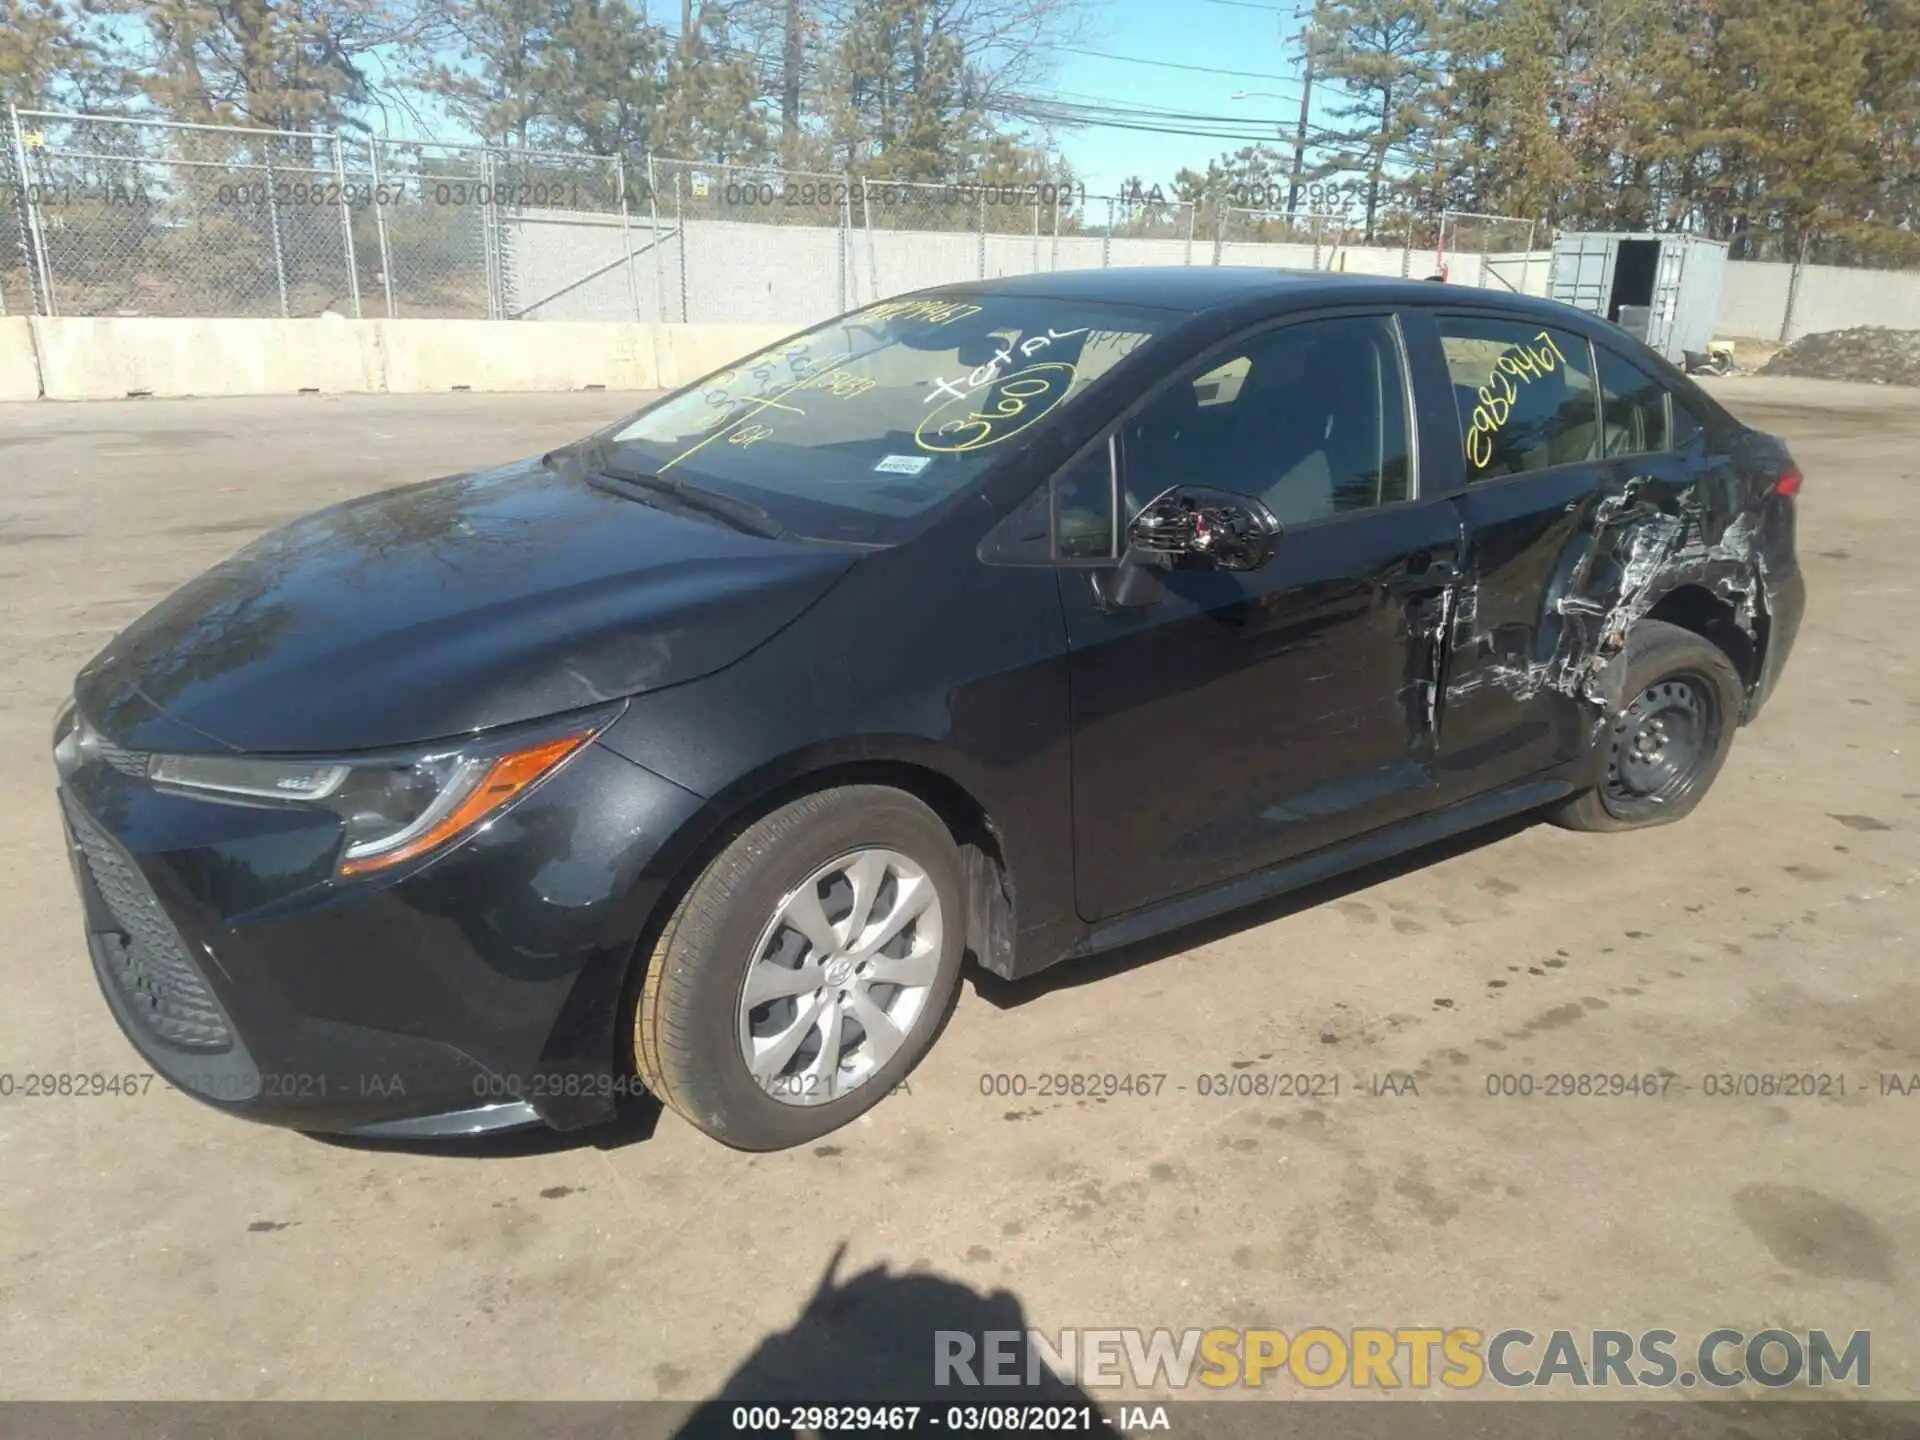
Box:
[1039,0,1329,194]
[84,0,1334,195]
[354,0,1337,194]
[623,0,1343,198]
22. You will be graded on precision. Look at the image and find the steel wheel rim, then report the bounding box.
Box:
[1603,671,1718,814]
[736,848,942,1108]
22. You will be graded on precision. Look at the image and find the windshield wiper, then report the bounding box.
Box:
[590,464,789,539]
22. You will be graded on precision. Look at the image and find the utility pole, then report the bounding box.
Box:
[781,0,803,162]
[1286,6,1315,220]
[1431,67,1449,276]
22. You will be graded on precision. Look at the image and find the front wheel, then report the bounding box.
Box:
[633,785,965,1150]
[1547,619,1745,833]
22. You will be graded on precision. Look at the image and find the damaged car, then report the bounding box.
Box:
[53,269,1804,1150]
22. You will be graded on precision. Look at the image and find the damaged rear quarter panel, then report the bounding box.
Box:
[1455,467,1771,729]
[1400,304,1777,757]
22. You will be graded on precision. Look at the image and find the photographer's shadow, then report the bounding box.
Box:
[672,1242,1094,1438]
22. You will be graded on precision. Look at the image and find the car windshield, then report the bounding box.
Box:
[602,294,1169,544]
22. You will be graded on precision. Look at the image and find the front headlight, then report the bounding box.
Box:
[146,707,620,876]
[52,698,81,779]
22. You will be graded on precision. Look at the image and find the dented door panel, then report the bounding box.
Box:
[1060,500,1463,923]
[1437,433,1776,802]
[1435,464,1612,795]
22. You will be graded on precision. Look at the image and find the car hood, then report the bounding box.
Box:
[74,458,859,754]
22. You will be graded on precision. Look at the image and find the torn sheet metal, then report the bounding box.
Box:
[1446,476,1770,726]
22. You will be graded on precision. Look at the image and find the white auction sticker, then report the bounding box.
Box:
[873,454,933,475]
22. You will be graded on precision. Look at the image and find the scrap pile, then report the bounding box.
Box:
[1760,327,1920,386]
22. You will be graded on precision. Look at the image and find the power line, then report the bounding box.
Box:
[998,92,1432,166]
[1056,45,1303,86]
[592,15,1437,175]
[1037,85,1295,116]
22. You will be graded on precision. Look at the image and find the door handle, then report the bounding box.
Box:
[1384,557,1460,597]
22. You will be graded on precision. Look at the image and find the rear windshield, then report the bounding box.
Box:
[605,295,1169,544]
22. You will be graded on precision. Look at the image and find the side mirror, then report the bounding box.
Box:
[1127,486,1281,572]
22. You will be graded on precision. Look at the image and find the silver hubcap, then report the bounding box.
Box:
[737,848,942,1107]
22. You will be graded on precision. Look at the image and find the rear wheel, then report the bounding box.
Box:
[1548,619,1744,832]
[633,785,965,1150]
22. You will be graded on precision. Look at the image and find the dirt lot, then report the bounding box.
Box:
[1,379,1917,1415]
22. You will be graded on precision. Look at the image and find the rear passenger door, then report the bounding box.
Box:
[1411,310,1613,798]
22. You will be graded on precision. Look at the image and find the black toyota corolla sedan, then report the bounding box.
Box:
[55,269,1805,1150]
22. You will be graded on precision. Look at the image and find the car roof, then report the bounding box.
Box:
[927,265,1572,323]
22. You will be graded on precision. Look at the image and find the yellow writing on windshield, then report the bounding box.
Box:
[861,298,984,327]
[661,379,811,473]
[1465,329,1572,472]
[801,368,878,399]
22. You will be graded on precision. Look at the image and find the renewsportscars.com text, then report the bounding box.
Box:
[934,1327,1871,1391]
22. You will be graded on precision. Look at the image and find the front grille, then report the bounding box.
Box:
[64,799,232,1051]
[93,738,151,778]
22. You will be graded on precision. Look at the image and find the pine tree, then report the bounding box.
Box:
[1312,0,1442,241]
[655,3,771,164]
[429,0,556,147]
[128,0,442,134]
[538,0,666,157]
[1,0,117,110]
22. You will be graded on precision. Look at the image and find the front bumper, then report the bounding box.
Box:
[58,737,704,1136]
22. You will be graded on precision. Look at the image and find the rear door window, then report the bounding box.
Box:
[1437,317,1599,481]
[1594,346,1673,457]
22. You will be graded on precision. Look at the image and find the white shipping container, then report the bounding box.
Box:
[1547,231,1730,365]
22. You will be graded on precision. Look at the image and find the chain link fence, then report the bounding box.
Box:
[1218,208,1348,270]
[2,106,1560,325]
[644,158,853,324]
[355,139,491,319]
[1439,210,1542,293]
[8,107,363,317]
[1,120,31,314]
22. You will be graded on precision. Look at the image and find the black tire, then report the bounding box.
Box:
[633,785,965,1150]
[1548,619,1745,833]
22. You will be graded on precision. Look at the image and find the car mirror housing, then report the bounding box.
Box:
[1126,486,1281,573]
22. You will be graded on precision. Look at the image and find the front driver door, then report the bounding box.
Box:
[1057,311,1466,924]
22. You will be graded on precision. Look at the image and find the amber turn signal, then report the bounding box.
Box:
[338,732,592,876]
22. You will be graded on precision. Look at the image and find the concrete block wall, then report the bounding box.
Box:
[1716,262,1797,341]
[1713,260,1920,343]
[1787,263,1920,342]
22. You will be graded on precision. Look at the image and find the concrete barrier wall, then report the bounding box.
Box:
[6,275,1915,401]
[30,318,387,400]
[377,320,661,393]
[7,318,797,402]
[0,319,39,401]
